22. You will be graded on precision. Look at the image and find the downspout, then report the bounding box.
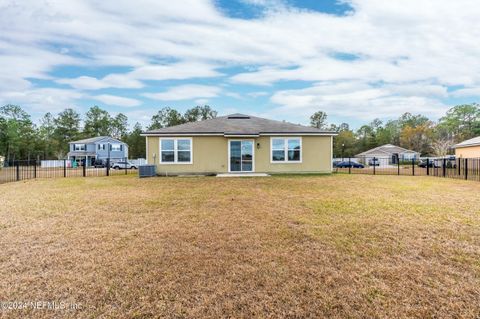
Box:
[145,136,149,164]
[331,136,334,172]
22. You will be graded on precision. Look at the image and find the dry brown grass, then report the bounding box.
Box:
[0,174,479,318]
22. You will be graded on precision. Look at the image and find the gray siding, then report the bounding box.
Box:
[95,144,128,159]
[69,138,129,159]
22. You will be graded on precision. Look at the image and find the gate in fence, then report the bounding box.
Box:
[0,158,138,185]
[334,156,480,182]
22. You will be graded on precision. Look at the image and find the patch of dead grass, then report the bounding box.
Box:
[0,174,479,318]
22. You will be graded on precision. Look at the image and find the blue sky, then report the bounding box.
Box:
[0,0,479,129]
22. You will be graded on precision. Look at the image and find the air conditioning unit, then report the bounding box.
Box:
[138,165,156,178]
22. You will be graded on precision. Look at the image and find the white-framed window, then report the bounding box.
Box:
[74,144,85,151]
[270,137,302,163]
[111,144,122,151]
[98,143,106,151]
[160,138,192,164]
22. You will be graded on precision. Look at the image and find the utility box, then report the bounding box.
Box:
[139,165,156,178]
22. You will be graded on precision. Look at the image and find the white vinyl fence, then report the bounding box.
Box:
[130,158,147,166]
[41,160,70,168]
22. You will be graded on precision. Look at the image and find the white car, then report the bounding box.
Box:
[111,161,137,169]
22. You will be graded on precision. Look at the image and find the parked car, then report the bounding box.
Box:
[446,160,457,169]
[335,161,365,168]
[368,158,380,166]
[112,161,137,169]
[418,160,440,168]
[93,159,107,168]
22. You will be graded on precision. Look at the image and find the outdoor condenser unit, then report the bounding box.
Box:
[138,165,156,178]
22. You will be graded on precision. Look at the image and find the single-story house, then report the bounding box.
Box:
[355,144,420,164]
[454,136,480,158]
[67,136,128,166]
[142,113,337,175]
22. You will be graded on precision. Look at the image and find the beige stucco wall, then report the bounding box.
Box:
[147,136,228,174]
[455,145,480,158]
[146,135,333,175]
[254,136,332,173]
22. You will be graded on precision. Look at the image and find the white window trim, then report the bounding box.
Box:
[227,139,255,173]
[159,137,193,165]
[270,137,302,164]
[74,144,86,151]
[111,143,122,151]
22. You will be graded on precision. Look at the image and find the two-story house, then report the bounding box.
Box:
[67,136,129,166]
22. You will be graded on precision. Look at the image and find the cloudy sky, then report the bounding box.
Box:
[1,0,480,128]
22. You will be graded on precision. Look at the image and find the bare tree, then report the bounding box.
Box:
[432,137,454,156]
[55,150,66,160]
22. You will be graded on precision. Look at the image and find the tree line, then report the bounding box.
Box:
[309,103,480,158]
[0,105,216,162]
[0,103,479,161]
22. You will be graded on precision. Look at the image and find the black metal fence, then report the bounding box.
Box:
[334,156,480,182]
[0,158,138,185]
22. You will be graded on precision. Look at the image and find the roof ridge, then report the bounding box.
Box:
[144,113,337,135]
[69,136,123,144]
[355,144,419,157]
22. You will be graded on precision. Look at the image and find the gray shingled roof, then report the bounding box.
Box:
[356,144,419,157]
[454,136,480,148]
[143,114,337,135]
[69,136,124,144]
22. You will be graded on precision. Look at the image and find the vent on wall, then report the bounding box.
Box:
[227,114,250,119]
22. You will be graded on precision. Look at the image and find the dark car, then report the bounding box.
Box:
[418,160,441,168]
[335,161,365,168]
[93,159,107,168]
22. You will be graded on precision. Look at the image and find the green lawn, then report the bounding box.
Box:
[0,174,479,318]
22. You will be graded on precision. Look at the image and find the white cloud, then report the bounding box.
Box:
[128,62,222,81]
[270,81,449,120]
[1,0,480,120]
[143,84,221,101]
[247,91,269,98]
[57,76,143,90]
[450,87,480,98]
[194,98,209,105]
[224,91,242,99]
[0,75,31,92]
[91,94,141,107]
[122,108,158,127]
[0,88,83,113]
[385,83,448,98]
[57,62,221,90]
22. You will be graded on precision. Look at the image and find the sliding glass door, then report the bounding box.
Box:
[229,140,254,172]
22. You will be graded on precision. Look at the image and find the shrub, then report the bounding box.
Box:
[399,160,419,165]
